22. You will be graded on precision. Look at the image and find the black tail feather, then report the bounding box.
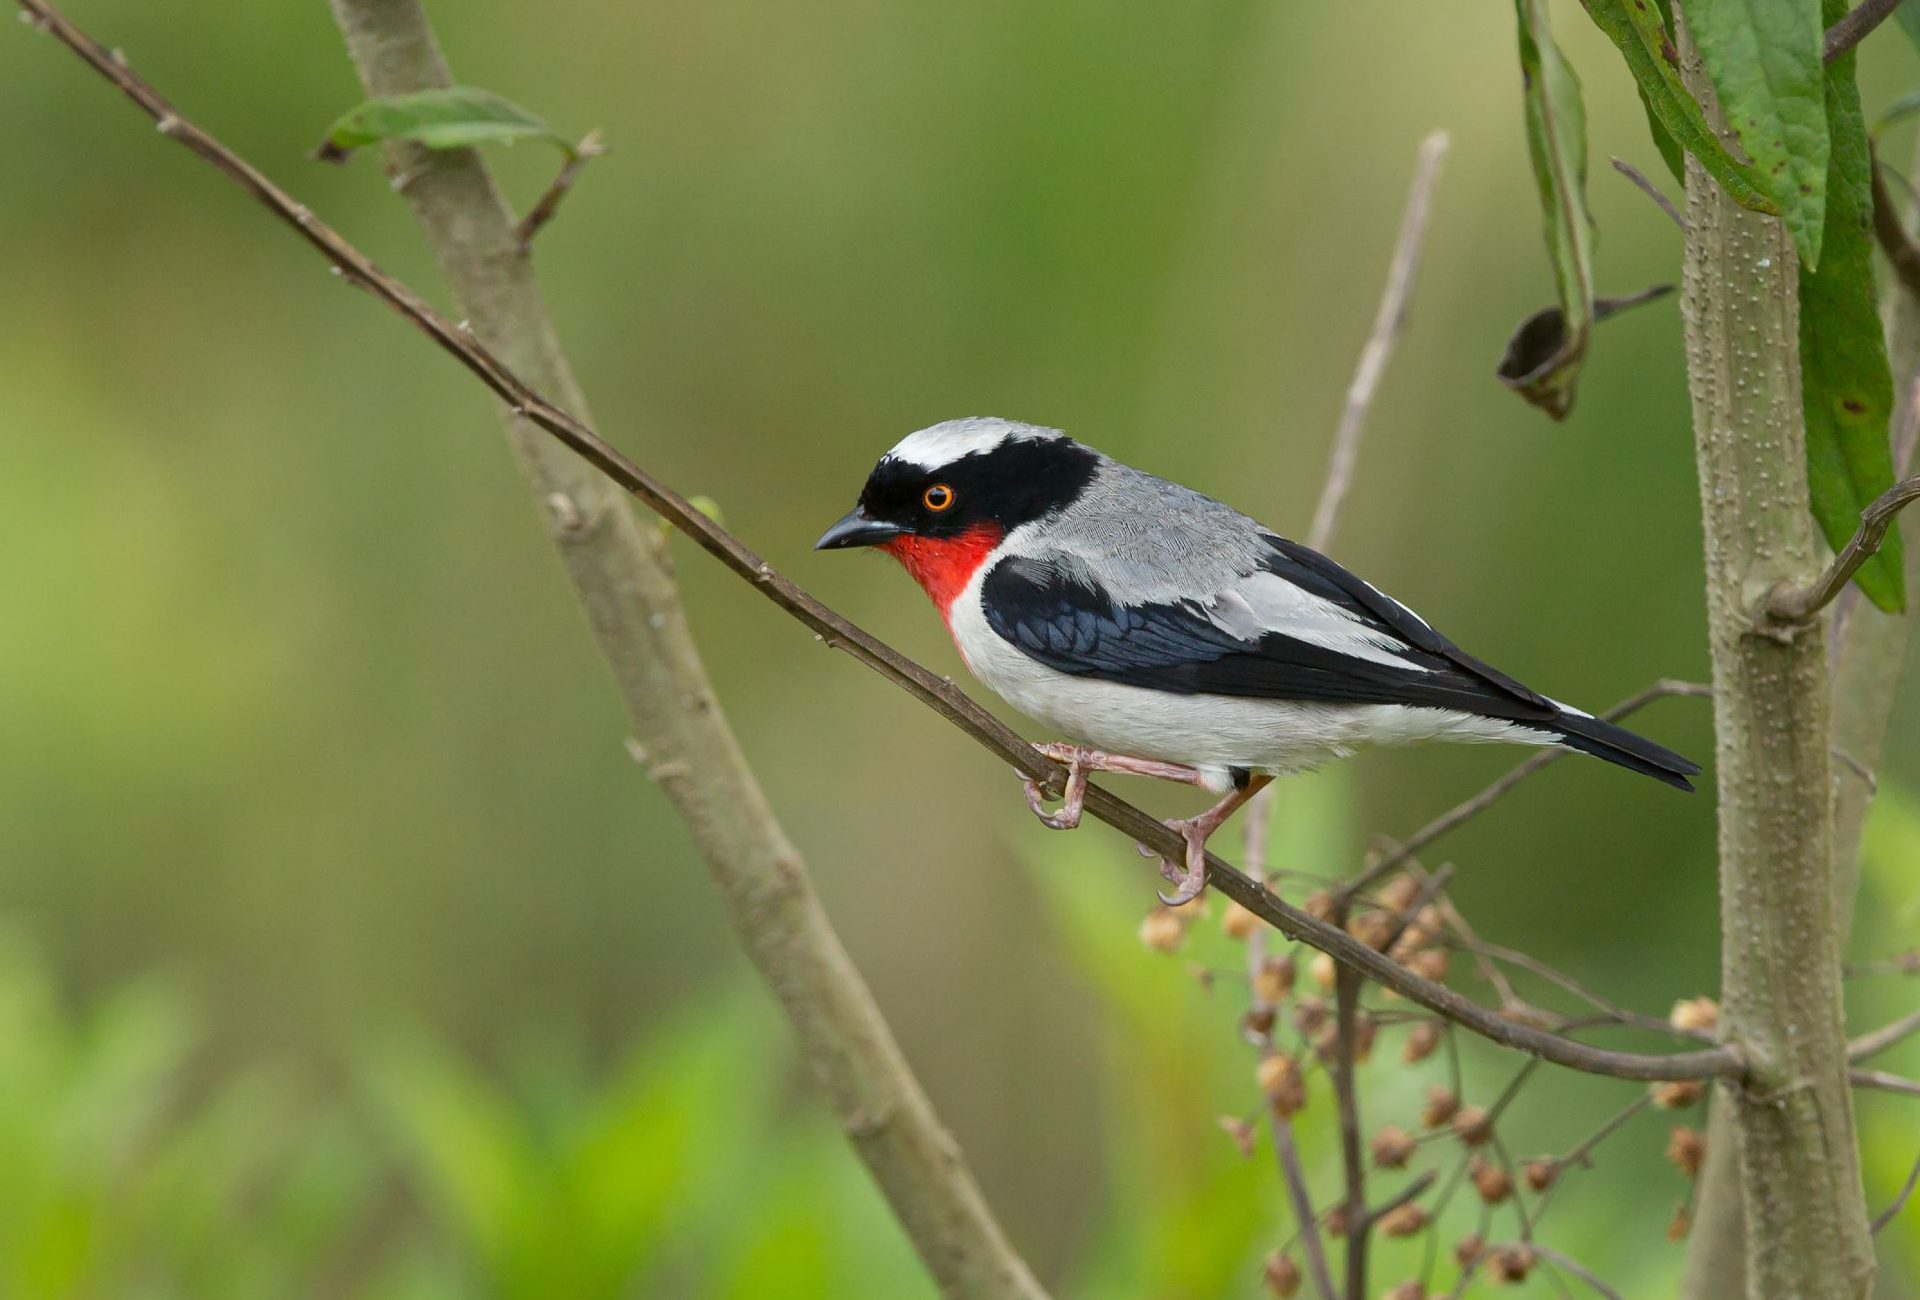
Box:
[1548,709,1700,792]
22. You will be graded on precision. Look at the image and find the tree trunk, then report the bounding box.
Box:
[1675,20,1875,1299]
[321,5,1048,1297]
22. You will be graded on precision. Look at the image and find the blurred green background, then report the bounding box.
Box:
[3,0,1918,1295]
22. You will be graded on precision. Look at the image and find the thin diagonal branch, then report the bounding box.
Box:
[515,128,604,245]
[1824,0,1902,62]
[1871,150,1920,299]
[1872,1147,1920,1233]
[1529,1243,1623,1300]
[1271,1117,1338,1300]
[1851,1068,1920,1098]
[15,0,1742,1085]
[1611,157,1689,233]
[1848,1006,1920,1062]
[1307,129,1449,553]
[1363,1171,1436,1229]
[1767,473,1920,621]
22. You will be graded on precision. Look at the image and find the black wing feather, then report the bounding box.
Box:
[978,545,1700,790]
[980,550,1551,721]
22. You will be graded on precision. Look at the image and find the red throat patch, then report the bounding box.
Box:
[880,525,1004,624]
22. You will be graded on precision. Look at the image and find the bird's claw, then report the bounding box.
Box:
[1022,744,1091,831]
[1150,817,1210,906]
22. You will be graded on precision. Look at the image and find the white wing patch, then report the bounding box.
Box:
[1204,571,1431,672]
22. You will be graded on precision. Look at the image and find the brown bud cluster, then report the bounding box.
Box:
[1221,901,1260,940]
[1421,1085,1460,1129]
[1294,996,1331,1039]
[1454,1234,1485,1269]
[1667,1206,1692,1241]
[1138,906,1188,953]
[1488,1245,1536,1284]
[1263,1251,1301,1298]
[1370,1124,1416,1170]
[1314,1012,1377,1064]
[1401,1021,1441,1064]
[1451,1104,1493,1147]
[1347,908,1394,952]
[1379,873,1423,914]
[1651,1079,1706,1110]
[1257,1052,1298,1098]
[1668,995,1720,1034]
[1253,954,1296,1004]
[1523,1158,1559,1192]
[1378,1202,1429,1239]
[1310,951,1337,992]
[1243,1005,1276,1037]
[1469,1155,1513,1205]
[1302,889,1336,921]
[1402,947,1448,983]
[1218,1116,1256,1158]
[1323,1204,1348,1239]
[1666,1125,1706,1178]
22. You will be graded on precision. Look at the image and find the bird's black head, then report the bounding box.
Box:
[814,418,1099,551]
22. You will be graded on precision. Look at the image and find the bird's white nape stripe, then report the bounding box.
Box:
[884,417,1063,470]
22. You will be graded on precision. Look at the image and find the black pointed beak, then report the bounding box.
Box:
[815,506,902,550]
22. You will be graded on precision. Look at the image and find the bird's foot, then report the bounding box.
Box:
[1151,813,1219,906]
[1140,775,1274,907]
[1021,743,1205,831]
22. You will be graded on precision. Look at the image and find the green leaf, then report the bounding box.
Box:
[1800,0,1905,609]
[1506,0,1598,418]
[316,87,573,163]
[1639,85,1688,183]
[1580,0,1780,214]
[1688,0,1829,267]
[1899,0,1920,56]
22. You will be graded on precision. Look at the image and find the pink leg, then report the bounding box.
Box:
[1022,742,1205,831]
[1151,774,1274,906]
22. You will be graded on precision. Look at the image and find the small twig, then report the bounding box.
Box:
[1872,1146,1920,1234]
[1824,0,1902,62]
[16,0,1743,1085]
[1530,1094,1654,1226]
[514,127,605,246]
[1871,150,1920,299]
[1528,1243,1624,1300]
[1241,123,1451,1008]
[1486,1059,1544,1127]
[1363,1170,1437,1229]
[1847,948,1920,978]
[1378,862,1454,954]
[1272,1116,1338,1300]
[1469,937,1705,1040]
[1333,942,1368,1300]
[1342,679,1711,902]
[1308,130,1449,554]
[1768,474,1920,621]
[1423,868,1526,1013]
[1610,157,1688,232]
[1849,1007,1920,1063]
[1851,1067,1920,1098]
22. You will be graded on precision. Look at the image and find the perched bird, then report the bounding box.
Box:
[816,418,1697,903]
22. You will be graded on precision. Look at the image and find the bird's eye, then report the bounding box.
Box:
[923,484,956,512]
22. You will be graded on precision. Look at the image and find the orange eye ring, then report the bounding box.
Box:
[923,483,956,512]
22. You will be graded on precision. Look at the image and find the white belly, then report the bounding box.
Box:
[946,568,1553,790]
